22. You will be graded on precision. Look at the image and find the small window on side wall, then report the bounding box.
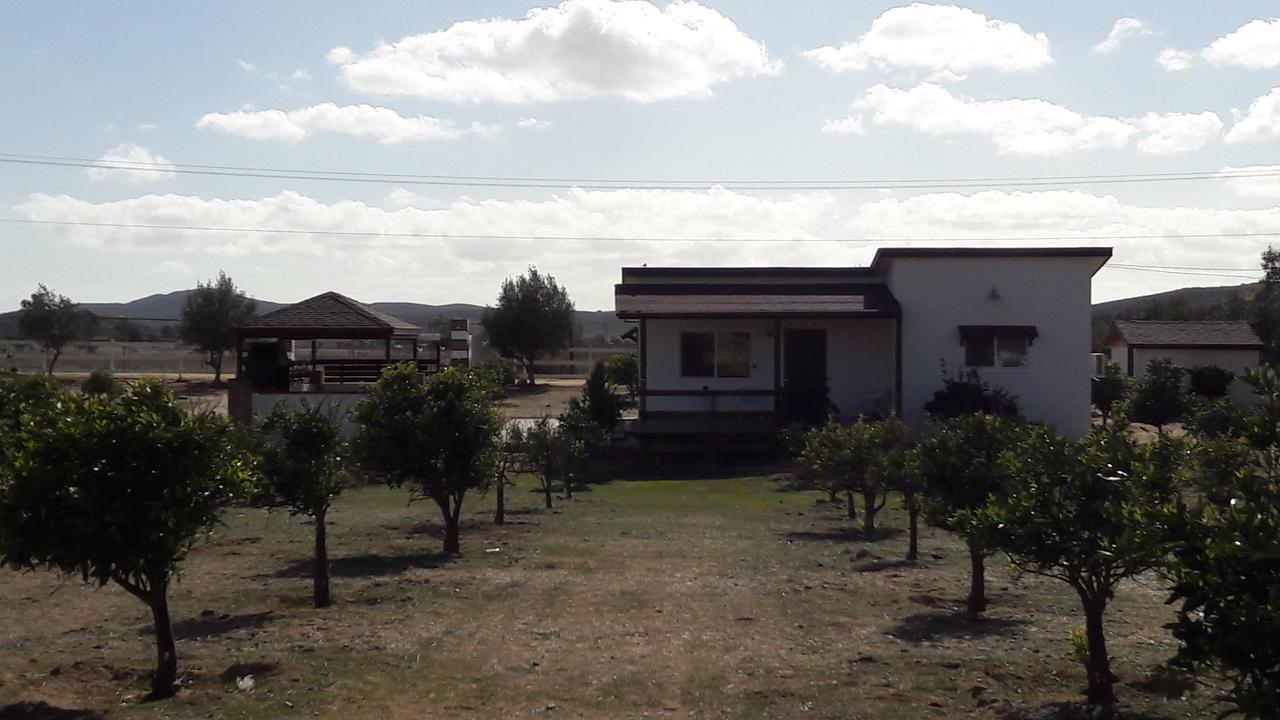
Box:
[960,326,1035,369]
[715,331,752,378]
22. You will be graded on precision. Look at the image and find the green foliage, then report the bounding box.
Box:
[575,361,622,431]
[1248,245,1280,363]
[1187,365,1235,400]
[351,364,502,554]
[80,369,123,398]
[923,367,1021,420]
[800,417,909,531]
[556,401,611,495]
[1159,362,1280,717]
[470,358,519,399]
[915,413,1022,613]
[604,352,639,399]
[513,406,609,509]
[17,284,96,374]
[0,381,252,697]
[110,318,148,343]
[1185,398,1249,439]
[480,266,575,384]
[1129,357,1187,426]
[995,423,1184,704]
[1091,361,1129,425]
[178,272,256,382]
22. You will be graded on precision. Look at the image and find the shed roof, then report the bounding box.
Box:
[614,282,900,318]
[1109,320,1263,349]
[238,292,421,339]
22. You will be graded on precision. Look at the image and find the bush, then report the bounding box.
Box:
[1091,361,1128,426]
[1187,365,1235,400]
[470,358,519,398]
[604,352,639,399]
[575,362,622,431]
[80,369,123,397]
[923,367,1020,420]
[1129,358,1187,426]
[1186,398,1249,439]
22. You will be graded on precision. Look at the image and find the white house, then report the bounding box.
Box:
[614,247,1111,445]
[1105,319,1264,404]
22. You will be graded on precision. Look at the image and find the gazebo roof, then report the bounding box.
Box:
[237,292,421,340]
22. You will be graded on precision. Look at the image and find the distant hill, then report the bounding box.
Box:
[0,290,631,344]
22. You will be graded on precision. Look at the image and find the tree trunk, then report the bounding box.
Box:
[543,481,553,509]
[844,489,856,520]
[967,540,987,614]
[147,591,179,698]
[1080,590,1117,705]
[209,350,224,383]
[47,347,63,375]
[495,480,506,525]
[861,490,878,533]
[523,358,536,386]
[564,475,574,500]
[905,491,919,562]
[313,507,331,609]
[441,496,463,555]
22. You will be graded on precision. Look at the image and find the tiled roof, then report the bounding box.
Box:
[1111,320,1263,348]
[240,292,420,335]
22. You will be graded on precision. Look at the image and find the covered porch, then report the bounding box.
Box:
[616,281,902,446]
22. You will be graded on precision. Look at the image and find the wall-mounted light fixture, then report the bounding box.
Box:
[989,285,1002,300]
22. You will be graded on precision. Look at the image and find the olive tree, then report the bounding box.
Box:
[351,365,501,554]
[915,413,1021,614]
[17,284,96,374]
[480,266,575,385]
[255,400,349,608]
[179,272,256,383]
[0,381,252,698]
[996,424,1183,705]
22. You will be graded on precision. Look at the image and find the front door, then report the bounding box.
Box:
[784,328,829,425]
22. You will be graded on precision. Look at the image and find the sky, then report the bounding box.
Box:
[3,1,1280,311]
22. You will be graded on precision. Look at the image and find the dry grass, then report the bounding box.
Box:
[0,474,1217,720]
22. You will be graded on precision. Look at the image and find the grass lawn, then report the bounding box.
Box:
[0,473,1215,719]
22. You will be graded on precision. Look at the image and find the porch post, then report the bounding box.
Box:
[384,337,392,362]
[894,315,903,417]
[310,339,317,370]
[638,319,647,418]
[772,318,782,419]
[233,333,243,380]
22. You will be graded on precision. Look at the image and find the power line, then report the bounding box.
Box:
[1106,264,1259,280]
[4,151,1280,191]
[5,217,1280,245]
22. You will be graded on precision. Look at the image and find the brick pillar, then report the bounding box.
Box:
[227,379,253,425]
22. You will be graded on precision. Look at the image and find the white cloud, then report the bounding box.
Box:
[85,143,175,184]
[1135,111,1223,154]
[197,103,502,143]
[1155,48,1194,71]
[1092,17,1150,54]
[1202,18,1280,69]
[1225,87,1280,144]
[15,187,1275,306]
[516,117,553,129]
[236,59,256,73]
[327,0,781,104]
[838,83,1135,155]
[830,84,1222,155]
[1157,19,1280,72]
[291,67,311,81]
[1221,165,1280,198]
[805,4,1052,78]
[150,259,193,277]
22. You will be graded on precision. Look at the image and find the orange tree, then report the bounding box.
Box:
[351,365,502,554]
[0,381,252,698]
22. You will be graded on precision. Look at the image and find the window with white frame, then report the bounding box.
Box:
[960,326,1036,368]
[680,331,751,378]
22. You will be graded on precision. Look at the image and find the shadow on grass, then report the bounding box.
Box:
[160,611,276,641]
[888,611,1027,644]
[855,558,920,573]
[0,703,104,720]
[998,702,1176,720]
[785,526,903,544]
[275,552,452,579]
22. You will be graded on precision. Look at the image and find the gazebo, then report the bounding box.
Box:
[234,292,437,389]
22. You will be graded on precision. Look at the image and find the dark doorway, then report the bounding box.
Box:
[784,328,829,426]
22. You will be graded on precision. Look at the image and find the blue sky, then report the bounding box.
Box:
[3,1,1280,310]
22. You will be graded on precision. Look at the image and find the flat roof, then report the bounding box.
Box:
[615,282,900,319]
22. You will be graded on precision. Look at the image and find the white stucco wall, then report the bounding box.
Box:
[1117,344,1262,405]
[886,256,1100,438]
[642,317,894,416]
